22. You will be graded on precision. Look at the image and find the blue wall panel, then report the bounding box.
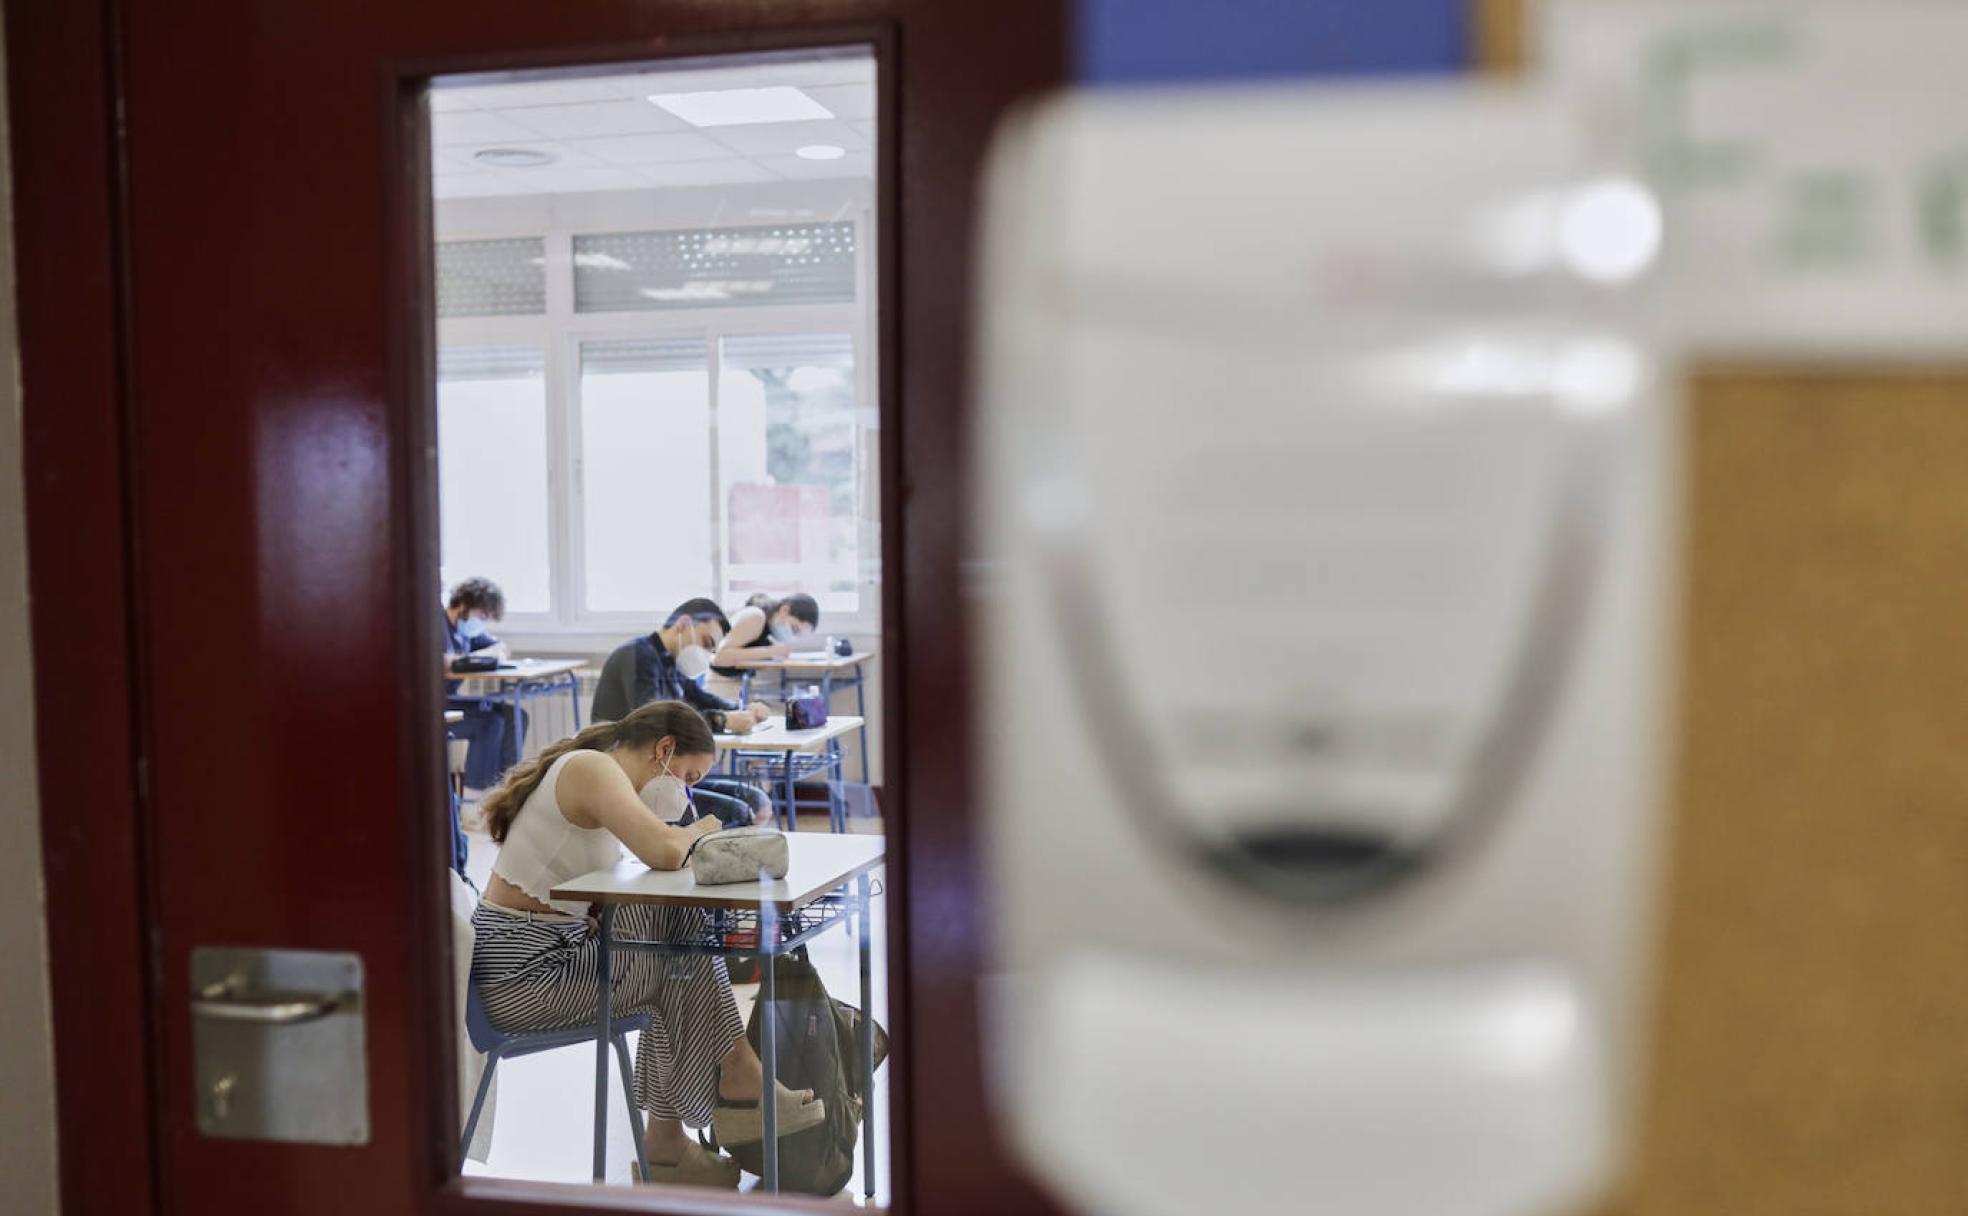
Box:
[1078,0,1467,84]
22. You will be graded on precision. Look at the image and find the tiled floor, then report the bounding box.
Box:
[457,820,891,1205]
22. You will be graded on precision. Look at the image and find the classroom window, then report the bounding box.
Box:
[578,339,715,612]
[718,333,861,611]
[435,237,547,317]
[436,311,873,626]
[435,345,551,612]
[572,222,857,312]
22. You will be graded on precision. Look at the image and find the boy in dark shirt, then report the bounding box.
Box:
[592,597,777,825]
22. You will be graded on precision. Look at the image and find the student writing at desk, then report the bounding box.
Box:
[470,700,824,1189]
[444,576,523,793]
[710,592,822,682]
[591,597,777,826]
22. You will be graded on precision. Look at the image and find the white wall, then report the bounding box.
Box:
[0,15,62,1213]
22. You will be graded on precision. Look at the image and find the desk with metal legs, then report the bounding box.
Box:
[729,650,876,779]
[715,716,865,832]
[446,657,585,763]
[552,833,886,1195]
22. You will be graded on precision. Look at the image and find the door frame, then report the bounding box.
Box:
[6,1,160,1214]
[9,2,1069,1214]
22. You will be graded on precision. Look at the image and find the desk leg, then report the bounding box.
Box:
[760,907,780,1193]
[504,695,523,772]
[820,672,838,779]
[593,904,616,1184]
[858,871,876,1199]
[852,671,869,783]
[781,751,797,832]
[829,740,845,833]
[567,671,582,731]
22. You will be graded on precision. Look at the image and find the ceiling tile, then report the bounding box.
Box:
[432,109,551,145]
[494,99,692,139]
[617,66,745,98]
[431,150,483,173]
[559,131,733,166]
[439,77,636,109]
[512,165,658,194]
[452,140,609,170]
[800,83,876,122]
[742,55,876,89]
[847,119,877,141]
[707,119,870,158]
[431,172,530,199]
[619,58,867,99]
[749,150,876,181]
[630,159,782,188]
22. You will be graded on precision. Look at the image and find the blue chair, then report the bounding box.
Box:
[460,982,653,1180]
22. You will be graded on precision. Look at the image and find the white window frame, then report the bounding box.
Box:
[435,188,881,644]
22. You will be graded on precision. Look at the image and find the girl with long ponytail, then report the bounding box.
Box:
[469,700,824,1188]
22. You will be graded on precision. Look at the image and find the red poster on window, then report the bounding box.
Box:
[797,484,831,561]
[729,483,801,563]
[730,482,835,567]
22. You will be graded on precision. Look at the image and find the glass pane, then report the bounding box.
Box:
[436,237,547,317]
[436,346,550,612]
[428,43,889,1205]
[573,222,857,312]
[580,339,714,611]
[718,334,860,612]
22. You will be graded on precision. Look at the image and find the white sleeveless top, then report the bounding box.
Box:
[491,751,624,916]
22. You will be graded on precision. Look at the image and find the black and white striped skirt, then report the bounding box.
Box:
[470,901,747,1127]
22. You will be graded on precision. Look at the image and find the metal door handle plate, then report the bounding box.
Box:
[193,978,350,1025]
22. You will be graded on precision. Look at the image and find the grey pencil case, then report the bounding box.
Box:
[687,826,790,885]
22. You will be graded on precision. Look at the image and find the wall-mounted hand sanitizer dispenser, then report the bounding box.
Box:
[975,83,1676,1216]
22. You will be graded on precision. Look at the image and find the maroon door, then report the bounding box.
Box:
[10,2,1068,1213]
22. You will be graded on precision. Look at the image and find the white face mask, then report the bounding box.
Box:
[638,750,694,823]
[677,644,713,680]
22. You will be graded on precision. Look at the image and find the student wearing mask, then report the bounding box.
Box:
[710,592,822,686]
[591,598,777,826]
[444,577,523,793]
[470,700,825,1187]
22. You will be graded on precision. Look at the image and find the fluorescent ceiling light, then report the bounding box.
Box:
[796,144,847,161]
[646,86,833,128]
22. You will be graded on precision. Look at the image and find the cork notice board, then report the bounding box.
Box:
[1469,2,1968,1211]
[1613,369,1968,1215]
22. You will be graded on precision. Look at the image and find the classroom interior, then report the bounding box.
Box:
[431,46,891,1200]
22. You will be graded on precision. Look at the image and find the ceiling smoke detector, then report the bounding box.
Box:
[473,147,556,169]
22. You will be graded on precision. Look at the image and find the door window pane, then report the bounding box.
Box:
[436,346,550,612]
[718,333,860,611]
[580,339,714,612]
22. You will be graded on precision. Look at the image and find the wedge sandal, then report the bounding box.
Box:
[711,1080,826,1146]
[633,1141,741,1189]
